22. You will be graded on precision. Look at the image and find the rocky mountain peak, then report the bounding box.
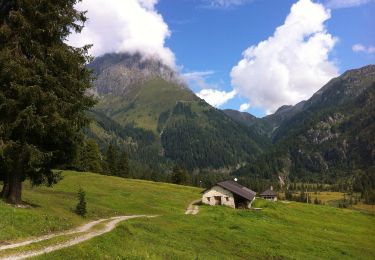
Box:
[88,52,185,96]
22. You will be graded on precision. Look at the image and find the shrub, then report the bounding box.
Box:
[75,188,87,217]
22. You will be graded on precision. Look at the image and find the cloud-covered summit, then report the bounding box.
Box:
[67,0,176,68]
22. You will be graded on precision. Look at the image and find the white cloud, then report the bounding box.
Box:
[325,0,373,8]
[183,71,215,78]
[183,71,237,108]
[67,0,175,68]
[202,0,251,8]
[352,43,375,54]
[196,89,236,107]
[182,70,216,89]
[231,0,338,114]
[239,103,251,112]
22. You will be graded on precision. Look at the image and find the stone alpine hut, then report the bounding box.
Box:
[202,180,256,209]
[260,187,278,201]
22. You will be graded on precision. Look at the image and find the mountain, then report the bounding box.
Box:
[224,102,305,138]
[260,101,306,137]
[273,65,375,141]
[223,109,257,128]
[86,53,267,171]
[89,53,183,97]
[234,65,375,182]
[86,53,374,181]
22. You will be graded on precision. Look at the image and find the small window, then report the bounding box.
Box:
[226,197,229,201]
[207,197,211,202]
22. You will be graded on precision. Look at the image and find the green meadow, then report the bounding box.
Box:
[0,171,199,242]
[1,171,374,259]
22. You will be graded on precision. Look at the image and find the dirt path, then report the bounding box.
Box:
[0,218,109,251]
[185,205,199,215]
[0,215,156,260]
[185,199,201,215]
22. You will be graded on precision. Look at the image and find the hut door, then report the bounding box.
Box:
[214,196,221,205]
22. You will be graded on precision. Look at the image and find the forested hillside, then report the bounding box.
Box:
[161,101,267,170]
[82,53,374,198]
[234,66,375,192]
[84,53,266,172]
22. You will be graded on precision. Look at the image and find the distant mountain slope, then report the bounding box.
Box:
[234,65,375,182]
[224,102,305,138]
[86,53,267,171]
[260,101,306,137]
[94,77,196,132]
[161,102,267,169]
[273,65,375,141]
[223,109,257,127]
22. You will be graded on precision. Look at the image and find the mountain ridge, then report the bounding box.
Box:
[233,64,375,182]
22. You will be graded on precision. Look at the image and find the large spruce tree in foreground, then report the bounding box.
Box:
[0,0,95,204]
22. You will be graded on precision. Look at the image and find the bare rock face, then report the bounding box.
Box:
[306,113,344,145]
[88,53,185,96]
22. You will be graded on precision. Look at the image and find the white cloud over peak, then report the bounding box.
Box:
[196,89,236,107]
[231,0,338,114]
[182,71,216,90]
[184,70,236,107]
[325,0,373,9]
[67,0,176,68]
[239,103,250,112]
[352,43,375,54]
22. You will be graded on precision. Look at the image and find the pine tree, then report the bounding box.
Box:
[171,165,189,185]
[0,0,95,204]
[75,188,87,217]
[106,142,118,175]
[83,139,103,173]
[72,141,85,171]
[117,151,130,178]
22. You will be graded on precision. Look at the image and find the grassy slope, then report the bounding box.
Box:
[0,171,199,242]
[1,171,374,259]
[38,200,375,260]
[95,78,197,133]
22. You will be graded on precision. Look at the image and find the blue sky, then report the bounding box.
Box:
[156,0,375,116]
[70,0,375,117]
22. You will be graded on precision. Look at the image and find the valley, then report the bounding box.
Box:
[1,1,374,258]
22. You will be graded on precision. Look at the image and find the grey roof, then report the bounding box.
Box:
[216,181,256,201]
[260,189,277,197]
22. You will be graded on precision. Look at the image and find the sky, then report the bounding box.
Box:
[68,0,375,117]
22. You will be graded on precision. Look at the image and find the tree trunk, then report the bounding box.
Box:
[8,175,22,204]
[3,172,22,204]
